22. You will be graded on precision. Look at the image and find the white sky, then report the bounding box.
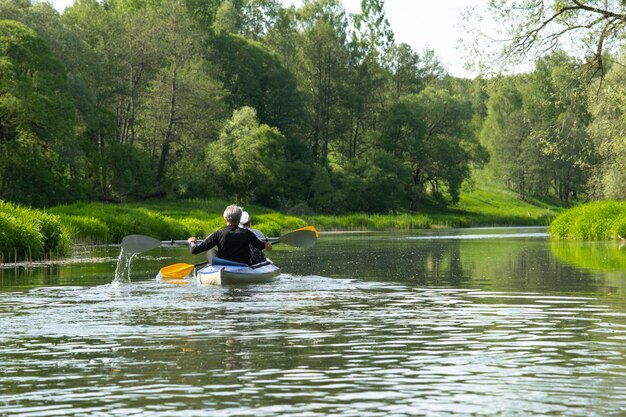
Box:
[48,0,488,78]
[282,0,488,78]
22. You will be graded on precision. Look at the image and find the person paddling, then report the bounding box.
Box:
[188,205,271,265]
[239,210,267,264]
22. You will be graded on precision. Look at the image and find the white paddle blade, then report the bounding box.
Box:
[121,234,161,254]
[279,229,317,248]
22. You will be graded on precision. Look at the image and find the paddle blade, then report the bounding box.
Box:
[160,262,195,279]
[278,225,318,248]
[121,234,161,254]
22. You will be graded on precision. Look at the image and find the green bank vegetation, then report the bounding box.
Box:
[49,199,307,245]
[2,0,624,216]
[1,179,565,261]
[550,201,626,240]
[1,1,625,261]
[0,201,70,262]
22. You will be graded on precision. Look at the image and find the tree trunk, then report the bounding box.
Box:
[156,69,178,185]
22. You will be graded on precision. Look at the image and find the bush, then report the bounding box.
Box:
[0,200,70,261]
[550,201,626,240]
[49,199,308,244]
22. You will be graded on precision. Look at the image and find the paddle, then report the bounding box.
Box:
[122,225,319,255]
[159,261,208,279]
[120,234,162,254]
[267,225,319,248]
[158,226,318,279]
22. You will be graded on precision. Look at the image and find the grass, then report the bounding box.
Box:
[549,201,626,240]
[49,198,308,244]
[0,179,584,262]
[449,183,561,226]
[306,182,562,230]
[308,213,431,230]
[0,200,70,262]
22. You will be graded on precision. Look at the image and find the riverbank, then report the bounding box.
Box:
[550,200,626,240]
[1,184,564,262]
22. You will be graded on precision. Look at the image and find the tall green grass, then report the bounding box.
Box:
[0,181,579,263]
[0,200,70,262]
[307,185,560,230]
[309,213,431,230]
[550,201,626,240]
[50,199,308,244]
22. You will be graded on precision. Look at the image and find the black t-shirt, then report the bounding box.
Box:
[190,225,265,264]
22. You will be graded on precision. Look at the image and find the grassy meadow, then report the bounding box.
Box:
[2,180,606,263]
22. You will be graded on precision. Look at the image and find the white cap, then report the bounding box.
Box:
[239,211,250,227]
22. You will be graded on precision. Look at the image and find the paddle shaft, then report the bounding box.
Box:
[168,237,281,245]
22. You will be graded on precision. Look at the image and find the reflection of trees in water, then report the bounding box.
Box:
[277,236,607,292]
[0,263,63,287]
[278,238,472,286]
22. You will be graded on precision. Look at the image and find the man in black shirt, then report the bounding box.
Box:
[187,205,271,265]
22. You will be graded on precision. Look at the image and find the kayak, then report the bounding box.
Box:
[196,258,280,285]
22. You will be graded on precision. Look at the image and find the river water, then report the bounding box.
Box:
[2,227,626,416]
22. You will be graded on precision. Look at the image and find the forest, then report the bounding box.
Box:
[1,0,625,214]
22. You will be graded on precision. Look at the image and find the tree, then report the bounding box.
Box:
[204,107,289,206]
[523,52,593,202]
[480,76,540,200]
[133,0,226,187]
[378,85,484,205]
[352,0,394,63]
[387,44,447,98]
[0,19,78,206]
[462,0,626,76]
[212,0,241,34]
[297,0,350,164]
[586,62,626,200]
[209,33,305,134]
[481,52,594,202]
[63,0,161,199]
[240,0,281,40]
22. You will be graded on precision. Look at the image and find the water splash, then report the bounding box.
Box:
[112,247,138,286]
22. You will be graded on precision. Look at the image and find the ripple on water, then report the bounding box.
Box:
[2,276,626,416]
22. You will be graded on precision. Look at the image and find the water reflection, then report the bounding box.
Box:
[2,228,626,416]
[3,279,626,416]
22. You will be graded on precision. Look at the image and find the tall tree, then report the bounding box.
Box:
[297,0,350,164]
[462,0,626,77]
[587,62,626,200]
[136,0,226,187]
[523,52,593,202]
[204,107,289,205]
[210,32,304,133]
[352,0,394,62]
[0,20,78,206]
[480,76,541,200]
[378,84,484,204]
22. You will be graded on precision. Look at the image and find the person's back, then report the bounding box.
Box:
[188,205,271,264]
[210,225,260,264]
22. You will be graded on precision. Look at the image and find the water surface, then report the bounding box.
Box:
[2,228,626,416]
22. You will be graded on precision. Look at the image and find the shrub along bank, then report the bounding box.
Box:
[49,199,308,245]
[0,201,70,262]
[550,201,626,240]
[1,191,568,262]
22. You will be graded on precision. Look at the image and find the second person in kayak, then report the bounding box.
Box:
[187,204,271,265]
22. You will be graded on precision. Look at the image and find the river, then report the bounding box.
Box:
[2,227,626,416]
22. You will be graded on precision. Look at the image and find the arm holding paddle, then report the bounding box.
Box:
[121,225,317,255]
[156,225,317,279]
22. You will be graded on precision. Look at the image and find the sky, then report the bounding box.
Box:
[282,0,488,78]
[47,0,488,78]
